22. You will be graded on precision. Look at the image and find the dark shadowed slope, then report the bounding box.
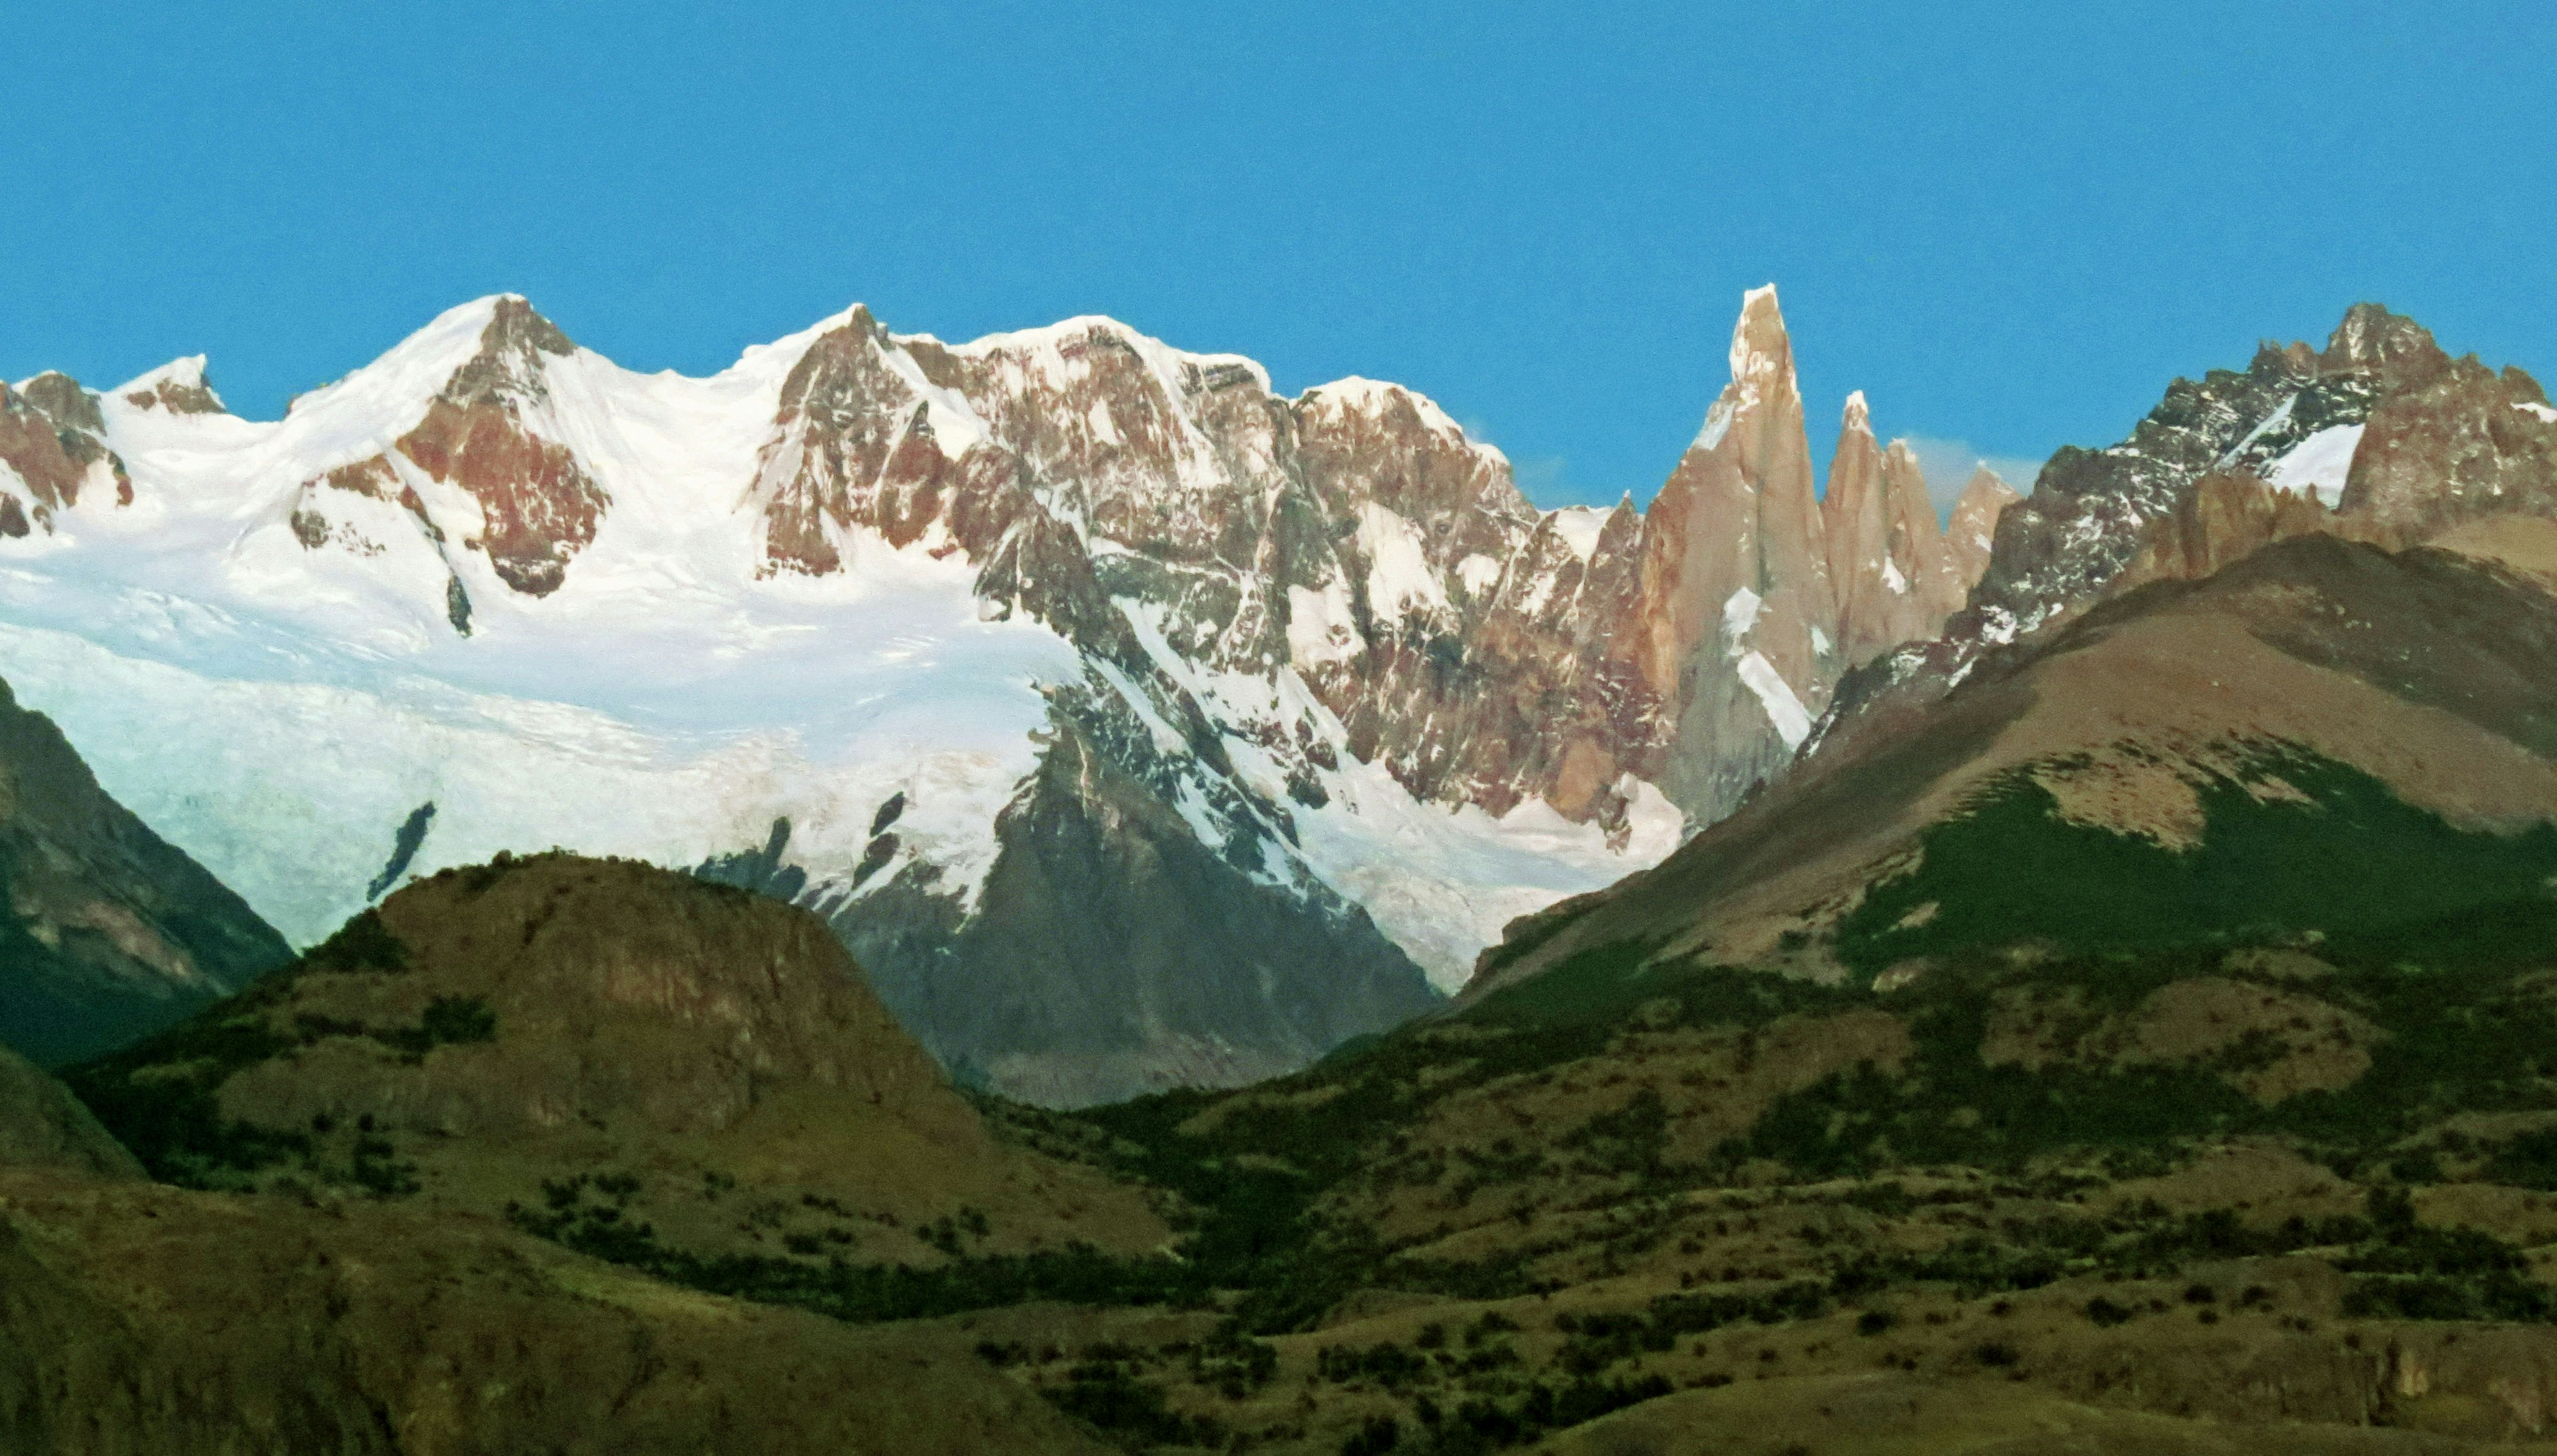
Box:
[0,676,290,1064]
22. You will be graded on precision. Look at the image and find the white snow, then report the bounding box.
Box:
[1841,389,1872,433]
[1735,650,1813,750]
[1721,587,1763,646]
[1355,503,1451,617]
[1546,505,1611,562]
[3,294,1697,998]
[113,355,222,410]
[1881,556,1908,595]
[2265,423,2365,507]
[1084,399,1121,445]
[1693,396,1739,452]
[2518,401,2557,425]
[1284,577,1363,668]
[0,298,1081,939]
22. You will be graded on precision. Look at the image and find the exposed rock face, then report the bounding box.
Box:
[789,710,1440,1105]
[1821,395,1962,668]
[117,357,225,416]
[2116,469,2341,590]
[0,676,291,1065]
[0,372,130,534]
[1822,304,2557,754]
[1942,467,2020,591]
[392,299,608,596]
[1635,286,1841,822]
[2342,359,2557,541]
[286,296,609,599]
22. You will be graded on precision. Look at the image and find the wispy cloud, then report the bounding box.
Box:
[1898,437,2046,521]
[1463,415,1601,509]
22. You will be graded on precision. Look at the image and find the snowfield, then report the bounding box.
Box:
[1,297,1685,992]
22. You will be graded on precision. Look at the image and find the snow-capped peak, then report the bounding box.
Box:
[113,356,226,415]
[1730,284,1794,386]
[1841,389,1872,433]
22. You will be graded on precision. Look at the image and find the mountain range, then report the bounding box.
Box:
[0,284,2011,1102]
[12,288,2557,1452]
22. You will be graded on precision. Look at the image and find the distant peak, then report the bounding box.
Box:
[1300,377,1474,445]
[1726,283,1794,388]
[117,356,227,415]
[481,294,575,360]
[2322,302,2440,373]
[1958,464,2022,503]
[17,371,103,433]
[1841,390,1871,431]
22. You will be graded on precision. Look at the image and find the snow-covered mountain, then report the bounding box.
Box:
[0,285,1963,1103]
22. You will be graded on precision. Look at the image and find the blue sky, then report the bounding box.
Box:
[4,2,2550,511]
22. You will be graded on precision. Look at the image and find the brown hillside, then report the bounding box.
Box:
[1468,522,2557,995]
[0,1167,1107,1455]
[81,852,1167,1267]
[0,1041,141,1180]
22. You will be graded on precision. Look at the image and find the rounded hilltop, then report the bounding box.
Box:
[72,849,1167,1268]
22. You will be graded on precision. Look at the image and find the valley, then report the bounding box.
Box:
[6,293,2557,1452]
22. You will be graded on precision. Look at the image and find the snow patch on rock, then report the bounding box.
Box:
[2266,423,2365,507]
[1356,503,1451,617]
[1735,649,1813,750]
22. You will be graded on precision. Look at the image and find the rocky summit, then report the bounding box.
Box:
[0,284,1949,1104]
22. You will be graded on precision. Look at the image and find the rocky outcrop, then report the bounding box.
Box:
[2341,359,2557,541]
[1635,286,1841,822]
[808,709,1442,1106]
[1822,304,2557,758]
[285,297,609,599]
[391,299,608,596]
[2116,469,2341,590]
[0,372,129,535]
[117,357,225,416]
[0,676,291,1065]
[1821,395,1962,668]
[1942,466,2020,591]
[73,852,1169,1265]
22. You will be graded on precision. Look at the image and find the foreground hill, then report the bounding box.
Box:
[0,1057,1107,1453]
[69,853,1168,1268]
[0,676,290,1064]
[0,1041,141,1179]
[41,840,2557,1450]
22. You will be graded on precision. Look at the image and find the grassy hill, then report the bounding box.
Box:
[65,851,1168,1272]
